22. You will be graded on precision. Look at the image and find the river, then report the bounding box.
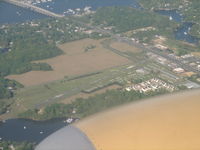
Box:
[155,9,199,44]
[0,0,199,44]
[0,0,141,24]
[0,118,68,143]
[35,0,141,14]
[0,1,48,24]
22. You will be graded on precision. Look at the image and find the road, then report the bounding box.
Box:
[70,18,200,76]
[32,17,200,109]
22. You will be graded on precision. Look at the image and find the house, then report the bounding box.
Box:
[173,68,185,73]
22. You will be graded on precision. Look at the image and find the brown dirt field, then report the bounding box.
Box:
[124,27,156,37]
[181,71,196,77]
[110,42,140,53]
[192,52,200,57]
[153,36,167,44]
[7,39,130,86]
[61,85,121,104]
[76,90,200,150]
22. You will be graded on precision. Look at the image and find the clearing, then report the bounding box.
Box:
[61,84,121,104]
[7,39,130,86]
[110,41,141,53]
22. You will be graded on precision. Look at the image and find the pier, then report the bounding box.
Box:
[3,0,64,18]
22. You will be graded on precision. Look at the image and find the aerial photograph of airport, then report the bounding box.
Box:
[0,0,200,149]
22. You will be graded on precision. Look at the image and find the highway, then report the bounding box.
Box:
[3,0,64,18]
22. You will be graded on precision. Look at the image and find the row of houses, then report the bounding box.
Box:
[125,78,175,93]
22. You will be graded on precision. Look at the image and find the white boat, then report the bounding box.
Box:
[64,118,73,123]
[16,11,21,16]
[169,16,173,20]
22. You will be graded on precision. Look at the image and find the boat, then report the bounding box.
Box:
[64,118,73,124]
[16,11,21,16]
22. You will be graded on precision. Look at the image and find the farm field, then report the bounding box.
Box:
[7,39,131,86]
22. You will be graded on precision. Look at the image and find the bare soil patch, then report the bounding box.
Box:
[192,52,200,57]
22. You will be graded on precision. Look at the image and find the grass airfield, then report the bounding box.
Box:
[2,38,186,119]
[2,38,146,119]
[7,38,130,86]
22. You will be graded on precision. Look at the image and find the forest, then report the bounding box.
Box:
[92,6,178,37]
[138,0,200,39]
[0,77,23,113]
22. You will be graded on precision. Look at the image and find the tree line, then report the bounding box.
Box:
[19,89,168,120]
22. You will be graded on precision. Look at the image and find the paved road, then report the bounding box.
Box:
[35,17,200,109]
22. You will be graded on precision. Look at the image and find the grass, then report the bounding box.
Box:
[2,64,130,118]
[3,59,159,119]
[1,38,183,120]
[110,41,141,53]
[7,38,130,86]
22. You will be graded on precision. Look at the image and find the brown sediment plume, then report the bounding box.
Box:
[75,90,200,150]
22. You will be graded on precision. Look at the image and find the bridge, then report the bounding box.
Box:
[3,0,64,18]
